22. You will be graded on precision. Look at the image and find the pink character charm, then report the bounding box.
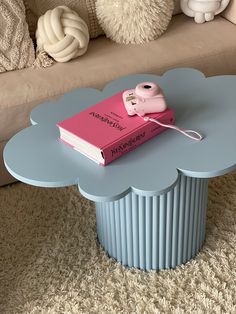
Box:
[122,82,167,116]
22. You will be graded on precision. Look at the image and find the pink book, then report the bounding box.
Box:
[57,91,174,165]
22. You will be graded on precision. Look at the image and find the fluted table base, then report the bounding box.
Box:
[95,174,208,270]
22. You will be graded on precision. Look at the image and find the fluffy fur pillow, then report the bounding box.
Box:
[0,0,35,72]
[24,0,103,39]
[96,0,175,44]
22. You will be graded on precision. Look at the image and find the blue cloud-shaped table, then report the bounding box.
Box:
[4,68,236,271]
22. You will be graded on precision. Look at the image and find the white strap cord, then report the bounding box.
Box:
[143,116,203,141]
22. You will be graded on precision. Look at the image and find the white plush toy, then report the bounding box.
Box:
[36,6,89,62]
[181,0,230,23]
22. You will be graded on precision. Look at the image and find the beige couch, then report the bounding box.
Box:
[1,11,236,186]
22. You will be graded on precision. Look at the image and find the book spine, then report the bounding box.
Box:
[102,111,174,165]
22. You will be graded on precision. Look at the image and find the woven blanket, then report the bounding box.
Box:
[0,0,35,73]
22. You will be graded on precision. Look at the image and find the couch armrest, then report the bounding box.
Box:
[222,0,236,24]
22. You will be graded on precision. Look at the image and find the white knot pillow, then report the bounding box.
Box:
[96,0,174,44]
[181,0,230,23]
[36,6,90,62]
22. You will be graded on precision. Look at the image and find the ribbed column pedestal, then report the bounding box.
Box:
[95,174,208,271]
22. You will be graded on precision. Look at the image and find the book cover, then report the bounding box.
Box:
[57,91,174,165]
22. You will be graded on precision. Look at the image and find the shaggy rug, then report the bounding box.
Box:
[0,172,236,314]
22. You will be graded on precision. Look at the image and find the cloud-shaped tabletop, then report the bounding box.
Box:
[4,68,236,201]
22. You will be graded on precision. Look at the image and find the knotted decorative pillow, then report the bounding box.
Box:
[96,0,174,44]
[36,5,89,63]
[24,0,103,40]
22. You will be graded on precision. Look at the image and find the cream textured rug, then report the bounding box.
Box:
[0,172,236,313]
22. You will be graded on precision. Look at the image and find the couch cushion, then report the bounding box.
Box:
[173,0,181,15]
[222,0,236,24]
[1,14,236,142]
[0,0,35,73]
